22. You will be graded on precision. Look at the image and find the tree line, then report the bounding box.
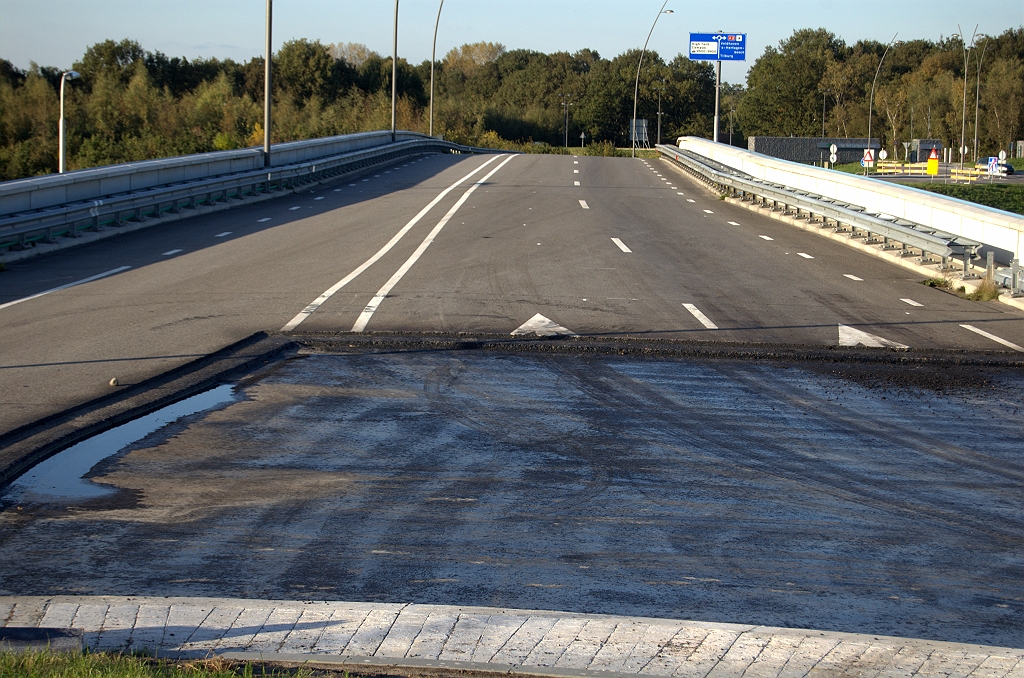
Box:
[0,38,715,181]
[735,27,1024,161]
[1,26,1022,181]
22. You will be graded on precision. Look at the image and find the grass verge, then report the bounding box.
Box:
[0,651,311,678]
[905,183,1024,215]
[922,277,1002,301]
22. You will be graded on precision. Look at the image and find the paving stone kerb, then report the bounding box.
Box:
[2,597,1022,677]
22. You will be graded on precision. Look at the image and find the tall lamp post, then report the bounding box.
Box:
[865,32,898,176]
[429,0,444,137]
[561,94,574,148]
[391,0,399,143]
[656,79,666,145]
[58,70,80,174]
[263,0,272,167]
[632,2,673,158]
[954,25,978,170]
[973,36,989,163]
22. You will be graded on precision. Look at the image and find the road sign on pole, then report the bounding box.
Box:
[988,157,1000,174]
[878,149,888,161]
[829,144,838,154]
[689,33,747,61]
[829,153,838,164]
[861,149,875,167]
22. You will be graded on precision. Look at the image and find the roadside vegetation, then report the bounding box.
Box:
[922,277,1003,301]
[0,651,312,678]
[1,26,1021,181]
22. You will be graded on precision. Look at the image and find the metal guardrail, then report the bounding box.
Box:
[1,138,493,252]
[656,144,983,271]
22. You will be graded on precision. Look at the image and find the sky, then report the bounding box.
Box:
[1,0,1022,85]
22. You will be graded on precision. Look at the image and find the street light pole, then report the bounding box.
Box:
[58,70,80,174]
[955,25,977,170]
[656,81,664,145]
[632,2,673,158]
[391,0,399,143]
[429,0,443,138]
[865,32,898,176]
[973,36,988,163]
[561,96,573,148]
[263,0,272,167]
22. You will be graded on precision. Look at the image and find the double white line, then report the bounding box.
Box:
[281,155,513,332]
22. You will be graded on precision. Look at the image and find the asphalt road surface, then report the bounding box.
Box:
[1,351,1022,648]
[2,152,1023,436]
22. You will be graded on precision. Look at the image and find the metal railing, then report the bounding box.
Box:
[657,144,984,273]
[1,137,493,252]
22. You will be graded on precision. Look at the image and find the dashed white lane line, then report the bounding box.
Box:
[574,181,580,186]
[703,209,714,214]
[289,206,301,211]
[574,170,579,174]
[574,161,579,164]
[257,218,271,223]
[349,183,357,186]
[314,197,325,201]
[728,221,740,226]
[759,235,773,241]
[162,249,182,256]
[960,324,1024,352]
[611,238,632,253]
[215,232,231,238]
[351,155,516,333]
[901,298,923,307]
[579,200,590,209]
[687,199,696,203]
[334,188,342,192]
[677,192,685,195]
[281,154,504,332]
[844,274,864,281]
[0,266,132,310]
[683,303,718,330]
[798,252,814,259]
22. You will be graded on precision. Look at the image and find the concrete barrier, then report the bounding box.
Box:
[0,131,426,217]
[677,136,1024,264]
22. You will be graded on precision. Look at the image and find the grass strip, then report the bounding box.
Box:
[0,650,310,678]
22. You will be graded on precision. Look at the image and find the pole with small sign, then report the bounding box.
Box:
[580,132,586,148]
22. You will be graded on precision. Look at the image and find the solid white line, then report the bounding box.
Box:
[0,266,131,310]
[351,154,516,333]
[579,200,590,209]
[611,238,631,253]
[798,252,814,259]
[683,303,718,330]
[162,249,182,256]
[960,324,1024,352]
[901,298,923,307]
[759,235,773,240]
[215,232,231,238]
[844,274,863,281]
[281,154,503,332]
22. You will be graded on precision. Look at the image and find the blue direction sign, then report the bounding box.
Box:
[689,33,747,61]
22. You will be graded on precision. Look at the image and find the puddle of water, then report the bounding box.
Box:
[2,385,237,504]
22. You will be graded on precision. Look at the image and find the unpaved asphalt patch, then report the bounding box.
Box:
[1,342,1022,648]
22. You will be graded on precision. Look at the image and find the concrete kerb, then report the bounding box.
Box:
[659,157,1024,314]
[0,150,443,266]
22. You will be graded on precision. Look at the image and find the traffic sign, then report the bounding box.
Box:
[861,148,875,167]
[999,150,1007,161]
[988,157,1000,174]
[879,149,888,161]
[926,147,939,175]
[689,33,747,61]
[829,144,838,154]
[829,153,838,164]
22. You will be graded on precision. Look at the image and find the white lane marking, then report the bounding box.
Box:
[314,196,324,201]
[574,161,579,164]
[683,303,718,329]
[351,155,516,332]
[798,252,814,259]
[728,221,740,226]
[579,200,590,209]
[759,235,774,241]
[334,189,342,192]
[349,183,357,186]
[611,238,632,253]
[281,154,503,332]
[257,218,271,223]
[0,266,131,310]
[162,249,182,256]
[677,192,685,195]
[960,324,1024,352]
[574,170,579,174]
[901,298,923,307]
[512,313,576,337]
[574,181,580,186]
[703,209,714,214]
[838,324,908,349]
[844,274,864,281]
[289,206,301,211]
[362,179,368,182]
[686,199,696,203]
[215,232,231,238]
